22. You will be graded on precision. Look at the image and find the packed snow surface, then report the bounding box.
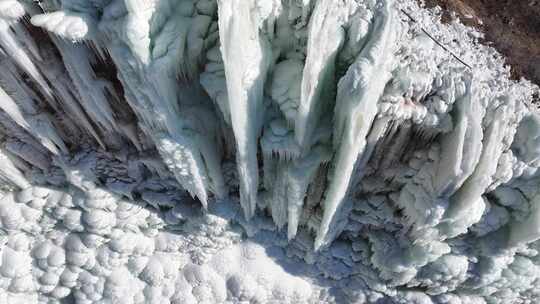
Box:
[0,0,539,303]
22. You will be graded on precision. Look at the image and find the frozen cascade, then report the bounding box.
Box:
[315,0,399,249]
[217,0,274,219]
[0,0,539,303]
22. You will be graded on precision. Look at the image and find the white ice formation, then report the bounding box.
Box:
[0,0,539,303]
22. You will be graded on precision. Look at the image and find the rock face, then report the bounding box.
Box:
[0,0,539,303]
[424,0,540,85]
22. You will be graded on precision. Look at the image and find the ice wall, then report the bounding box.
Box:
[0,0,540,303]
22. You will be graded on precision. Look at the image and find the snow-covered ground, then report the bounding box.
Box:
[0,0,539,303]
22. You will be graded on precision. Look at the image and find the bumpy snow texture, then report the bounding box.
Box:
[0,0,540,303]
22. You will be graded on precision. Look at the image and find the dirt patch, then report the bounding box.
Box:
[422,0,540,84]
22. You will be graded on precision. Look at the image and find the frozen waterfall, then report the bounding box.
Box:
[0,0,539,303]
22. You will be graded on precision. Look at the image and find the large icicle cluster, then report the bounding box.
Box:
[0,0,540,303]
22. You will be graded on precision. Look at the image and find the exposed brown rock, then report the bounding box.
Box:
[423,0,540,84]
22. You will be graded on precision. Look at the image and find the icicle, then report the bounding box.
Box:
[351,116,392,186]
[0,20,53,100]
[44,72,106,149]
[217,0,273,218]
[11,23,43,62]
[379,122,413,170]
[51,39,117,134]
[155,132,209,208]
[438,97,514,238]
[0,86,66,154]
[0,146,30,189]
[5,140,50,170]
[315,0,398,250]
[287,145,331,239]
[294,0,346,149]
[434,80,484,198]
